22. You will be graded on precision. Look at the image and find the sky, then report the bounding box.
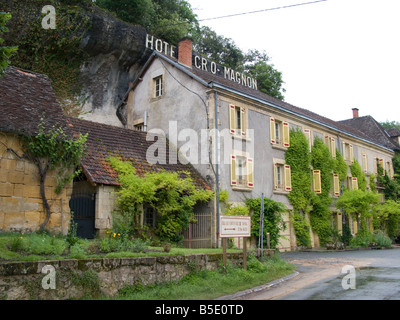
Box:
[187,0,400,123]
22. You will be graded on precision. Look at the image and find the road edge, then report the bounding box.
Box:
[214,271,300,300]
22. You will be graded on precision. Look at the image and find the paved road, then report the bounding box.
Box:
[236,248,400,300]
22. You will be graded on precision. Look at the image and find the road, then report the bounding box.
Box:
[235,248,400,300]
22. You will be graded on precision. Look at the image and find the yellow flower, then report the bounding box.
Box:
[113,233,116,237]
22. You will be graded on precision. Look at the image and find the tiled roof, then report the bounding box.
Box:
[142,52,394,151]
[67,117,211,190]
[339,116,400,151]
[0,66,71,137]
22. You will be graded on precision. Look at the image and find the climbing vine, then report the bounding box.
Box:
[6,117,88,230]
[109,157,213,243]
[309,137,335,245]
[245,197,286,250]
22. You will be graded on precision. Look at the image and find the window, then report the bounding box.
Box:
[154,76,163,98]
[270,117,289,147]
[143,205,157,228]
[134,122,145,131]
[333,174,340,197]
[362,153,368,173]
[231,154,254,188]
[229,104,247,137]
[342,142,354,163]
[324,136,336,158]
[303,129,312,151]
[273,162,291,192]
[313,170,322,194]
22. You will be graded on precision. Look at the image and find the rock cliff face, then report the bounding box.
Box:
[3,1,153,127]
[78,10,152,126]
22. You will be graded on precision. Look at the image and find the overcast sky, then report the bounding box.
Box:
[187,0,400,123]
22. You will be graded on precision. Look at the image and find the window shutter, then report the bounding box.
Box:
[352,177,358,190]
[313,170,322,194]
[231,155,237,185]
[284,165,292,191]
[349,144,354,163]
[229,104,235,134]
[283,122,290,147]
[241,108,246,137]
[270,117,276,144]
[379,158,385,176]
[330,138,336,158]
[362,153,368,173]
[342,141,346,158]
[247,158,254,188]
[273,164,278,190]
[304,129,311,151]
[333,174,340,196]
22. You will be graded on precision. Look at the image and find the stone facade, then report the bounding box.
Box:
[0,133,72,234]
[0,251,274,299]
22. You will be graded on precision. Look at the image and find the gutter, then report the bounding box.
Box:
[210,82,395,153]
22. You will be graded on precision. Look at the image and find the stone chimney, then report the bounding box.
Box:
[178,38,193,69]
[352,108,359,118]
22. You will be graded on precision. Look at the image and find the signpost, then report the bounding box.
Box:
[219,215,251,271]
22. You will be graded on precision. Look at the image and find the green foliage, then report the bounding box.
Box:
[349,231,392,248]
[223,204,250,216]
[23,117,87,194]
[0,12,18,77]
[292,212,311,247]
[350,160,367,191]
[109,157,213,243]
[21,117,87,230]
[336,189,380,233]
[246,197,286,250]
[374,200,400,239]
[96,0,199,45]
[334,150,348,184]
[3,1,91,115]
[218,190,229,204]
[285,129,312,212]
[309,138,335,245]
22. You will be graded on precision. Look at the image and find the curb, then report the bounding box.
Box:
[214,271,300,300]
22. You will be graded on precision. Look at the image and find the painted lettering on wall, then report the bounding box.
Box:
[193,54,257,90]
[145,33,257,90]
[146,34,177,59]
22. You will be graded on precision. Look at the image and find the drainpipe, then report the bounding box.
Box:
[144,111,148,131]
[214,91,220,246]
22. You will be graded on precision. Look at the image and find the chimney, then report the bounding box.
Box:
[178,37,192,69]
[352,108,359,118]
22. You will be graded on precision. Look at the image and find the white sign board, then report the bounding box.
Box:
[219,215,251,238]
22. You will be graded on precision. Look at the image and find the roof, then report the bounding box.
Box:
[124,51,395,152]
[339,116,400,151]
[0,66,70,137]
[386,127,400,138]
[67,117,211,190]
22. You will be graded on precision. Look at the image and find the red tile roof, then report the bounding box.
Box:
[0,66,71,137]
[67,117,211,190]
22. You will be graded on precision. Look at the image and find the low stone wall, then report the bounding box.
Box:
[0,250,273,300]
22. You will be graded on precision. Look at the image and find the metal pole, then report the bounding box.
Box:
[214,91,220,247]
[260,193,264,258]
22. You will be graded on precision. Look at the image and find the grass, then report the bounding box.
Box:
[104,254,296,300]
[0,232,243,262]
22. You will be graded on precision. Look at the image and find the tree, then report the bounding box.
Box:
[0,12,18,77]
[21,118,87,230]
[109,157,213,242]
[244,50,285,100]
[336,189,380,234]
[95,0,200,45]
[194,26,245,71]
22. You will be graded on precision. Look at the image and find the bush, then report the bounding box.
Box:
[350,231,392,248]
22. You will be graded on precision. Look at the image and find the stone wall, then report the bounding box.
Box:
[0,251,276,300]
[0,133,72,234]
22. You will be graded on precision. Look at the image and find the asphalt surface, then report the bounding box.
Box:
[234,247,400,300]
